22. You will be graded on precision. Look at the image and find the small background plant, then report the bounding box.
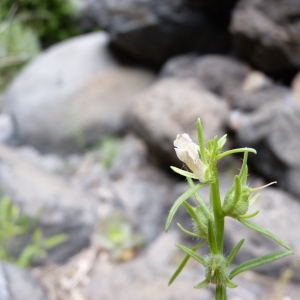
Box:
[166,119,293,300]
[0,192,67,267]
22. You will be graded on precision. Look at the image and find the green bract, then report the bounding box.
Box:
[166,118,293,300]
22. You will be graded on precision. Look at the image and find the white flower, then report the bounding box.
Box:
[174,133,207,182]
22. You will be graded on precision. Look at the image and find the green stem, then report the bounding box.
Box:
[210,167,224,253]
[216,285,227,300]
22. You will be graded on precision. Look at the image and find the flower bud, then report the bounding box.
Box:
[174,133,207,182]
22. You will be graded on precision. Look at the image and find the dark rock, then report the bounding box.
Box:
[160,54,250,98]
[80,0,230,66]
[0,262,47,300]
[230,102,300,198]
[126,78,229,167]
[231,0,300,75]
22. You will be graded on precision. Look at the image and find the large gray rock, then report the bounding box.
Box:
[80,0,230,66]
[230,102,300,198]
[126,78,229,166]
[0,144,96,263]
[5,32,154,153]
[0,262,47,300]
[160,54,250,98]
[231,0,300,75]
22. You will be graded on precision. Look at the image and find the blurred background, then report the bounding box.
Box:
[0,0,300,299]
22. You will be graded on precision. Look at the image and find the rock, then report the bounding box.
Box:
[0,261,47,300]
[231,84,292,112]
[0,144,96,263]
[230,102,300,198]
[225,188,300,280]
[241,71,272,94]
[160,54,250,98]
[231,0,300,75]
[80,0,230,66]
[126,78,229,166]
[5,32,154,153]
[108,135,175,244]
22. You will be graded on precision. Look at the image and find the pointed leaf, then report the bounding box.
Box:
[197,118,207,165]
[177,223,199,238]
[217,148,257,160]
[249,194,260,206]
[238,218,292,250]
[226,239,245,267]
[170,166,198,179]
[165,183,203,232]
[194,279,209,289]
[239,152,248,185]
[168,241,206,285]
[176,244,206,267]
[218,134,227,151]
[229,250,293,279]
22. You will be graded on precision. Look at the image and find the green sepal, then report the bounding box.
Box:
[238,218,292,251]
[170,166,198,179]
[229,250,293,279]
[207,219,218,255]
[226,279,238,288]
[226,239,245,267]
[177,223,199,238]
[239,210,260,219]
[168,241,206,286]
[165,183,204,232]
[194,279,209,289]
[197,118,208,165]
[217,134,227,151]
[249,194,260,206]
[176,244,206,267]
[223,175,241,215]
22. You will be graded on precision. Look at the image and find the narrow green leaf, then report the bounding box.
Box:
[170,166,198,179]
[176,244,206,267]
[168,241,206,285]
[229,250,293,279]
[208,219,218,254]
[226,239,245,267]
[165,183,203,232]
[194,279,209,289]
[43,233,67,249]
[223,175,241,215]
[249,194,260,206]
[217,148,256,160]
[187,177,210,218]
[218,134,227,151]
[239,152,248,185]
[239,210,260,219]
[238,218,292,251]
[177,223,199,238]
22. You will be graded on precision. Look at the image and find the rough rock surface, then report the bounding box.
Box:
[230,102,300,198]
[126,78,229,166]
[80,0,230,65]
[231,0,300,75]
[0,262,47,300]
[160,54,250,98]
[5,32,154,153]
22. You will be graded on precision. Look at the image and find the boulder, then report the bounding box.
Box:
[0,261,47,300]
[5,32,154,153]
[230,102,300,198]
[231,0,300,75]
[160,55,250,98]
[126,78,229,166]
[80,0,230,65]
[0,144,96,263]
